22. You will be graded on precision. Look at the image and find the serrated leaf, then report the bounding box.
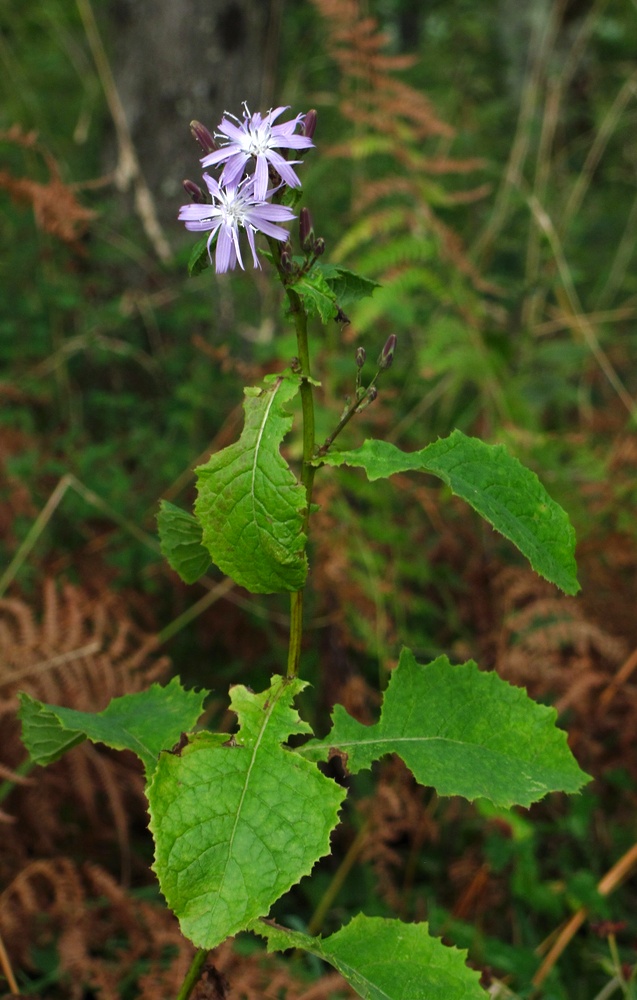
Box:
[157,500,211,584]
[147,675,346,949]
[252,914,486,1000]
[195,373,307,593]
[188,235,212,277]
[300,649,589,808]
[18,678,207,777]
[294,268,339,323]
[319,430,578,594]
[317,263,381,309]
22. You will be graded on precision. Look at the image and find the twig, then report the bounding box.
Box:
[598,646,637,711]
[533,840,637,987]
[74,0,172,261]
[307,823,369,936]
[0,928,19,995]
[528,195,637,417]
[0,473,161,599]
[472,0,566,263]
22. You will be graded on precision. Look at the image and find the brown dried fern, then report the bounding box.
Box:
[1,125,96,246]
[0,580,169,859]
[311,0,491,291]
[0,858,189,1000]
[487,566,634,772]
[0,851,355,999]
[358,757,437,916]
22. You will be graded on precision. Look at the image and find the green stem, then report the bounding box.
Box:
[266,236,317,680]
[307,822,369,936]
[287,589,304,678]
[286,284,316,679]
[0,758,35,804]
[316,356,389,459]
[176,948,208,1000]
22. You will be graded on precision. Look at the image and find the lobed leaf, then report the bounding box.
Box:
[294,267,339,324]
[252,914,486,1000]
[300,649,589,808]
[18,678,207,777]
[317,263,381,309]
[318,430,579,594]
[148,675,346,949]
[157,500,211,584]
[195,373,308,593]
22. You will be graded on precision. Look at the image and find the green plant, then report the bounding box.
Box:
[17,104,588,1000]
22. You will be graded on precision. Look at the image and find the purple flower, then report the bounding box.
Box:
[178,173,296,274]
[201,104,314,201]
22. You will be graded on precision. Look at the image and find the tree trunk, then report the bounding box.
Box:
[106,0,274,228]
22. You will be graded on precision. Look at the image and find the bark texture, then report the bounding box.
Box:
[107,0,272,224]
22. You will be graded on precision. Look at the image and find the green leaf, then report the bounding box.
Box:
[294,268,339,324]
[188,235,212,277]
[18,678,208,777]
[317,263,381,309]
[148,675,346,949]
[195,373,308,593]
[252,914,486,1000]
[300,649,589,808]
[157,500,211,584]
[318,430,579,594]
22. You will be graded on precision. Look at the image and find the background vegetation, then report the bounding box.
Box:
[2,0,637,997]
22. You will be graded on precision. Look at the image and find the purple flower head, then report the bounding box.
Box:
[178,172,296,274]
[201,103,314,201]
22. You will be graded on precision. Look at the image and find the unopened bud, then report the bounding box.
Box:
[280,250,293,272]
[355,346,366,368]
[313,237,325,257]
[299,207,314,251]
[378,334,397,371]
[190,120,217,154]
[183,178,205,203]
[303,109,318,140]
[357,386,378,411]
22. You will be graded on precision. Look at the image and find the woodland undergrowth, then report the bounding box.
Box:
[2,0,637,997]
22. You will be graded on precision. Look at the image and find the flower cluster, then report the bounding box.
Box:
[179,104,315,274]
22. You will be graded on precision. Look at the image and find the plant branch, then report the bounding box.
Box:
[0,929,19,996]
[317,383,375,457]
[176,948,208,1000]
[265,236,318,679]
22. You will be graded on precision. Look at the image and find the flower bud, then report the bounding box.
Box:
[313,237,325,257]
[190,120,217,154]
[299,207,314,251]
[378,334,397,371]
[357,386,378,411]
[182,178,205,203]
[280,249,293,272]
[355,346,366,368]
[303,109,318,140]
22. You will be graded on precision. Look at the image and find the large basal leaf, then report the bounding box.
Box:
[157,500,211,584]
[318,430,579,595]
[252,914,486,1000]
[18,678,207,777]
[147,675,346,949]
[300,649,589,808]
[195,373,308,594]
